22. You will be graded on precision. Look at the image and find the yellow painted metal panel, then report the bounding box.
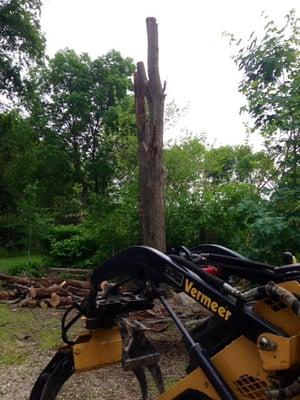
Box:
[73,327,122,371]
[257,333,300,371]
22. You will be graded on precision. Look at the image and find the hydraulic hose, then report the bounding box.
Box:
[268,375,300,399]
[169,254,225,289]
[244,281,300,316]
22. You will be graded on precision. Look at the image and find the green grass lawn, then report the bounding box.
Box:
[0,304,62,366]
[0,255,42,274]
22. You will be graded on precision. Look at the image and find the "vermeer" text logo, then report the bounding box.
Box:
[184,279,232,321]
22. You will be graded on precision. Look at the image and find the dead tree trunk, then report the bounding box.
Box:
[134,17,166,252]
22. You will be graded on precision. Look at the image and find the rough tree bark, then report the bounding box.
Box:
[134,17,166,252]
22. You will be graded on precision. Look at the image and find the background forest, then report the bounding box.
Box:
[0,1,299,272]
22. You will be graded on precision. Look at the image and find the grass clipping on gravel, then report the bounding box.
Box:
[0,304,62,366]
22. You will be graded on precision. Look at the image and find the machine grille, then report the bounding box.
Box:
[234,374,270,400]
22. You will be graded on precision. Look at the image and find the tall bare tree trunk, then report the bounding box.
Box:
[134,17,166,252]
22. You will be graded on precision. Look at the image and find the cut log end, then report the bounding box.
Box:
[49,293,73,308]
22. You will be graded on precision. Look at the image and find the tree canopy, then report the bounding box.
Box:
[0,0,45,99]
[228,10,300,254]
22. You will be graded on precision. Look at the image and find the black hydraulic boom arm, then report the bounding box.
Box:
[87,246,286,342]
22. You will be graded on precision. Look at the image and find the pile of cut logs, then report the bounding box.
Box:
[0,273,90,308]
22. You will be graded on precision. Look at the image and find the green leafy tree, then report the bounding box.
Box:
[228,10,300,246]
[0,112,36,252]
[0,112,37,210]
[233,198,293,263]
[202,145,276,193]
[27,49,135,198]
[0,0,45,99]
[0,111,74,213]
[0,47,136,255]
[0,111,71,253]
[164,135,277,257]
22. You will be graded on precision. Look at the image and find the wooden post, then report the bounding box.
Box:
[134,17,166,252]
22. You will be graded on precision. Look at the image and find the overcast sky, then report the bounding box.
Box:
[40,0,300,147]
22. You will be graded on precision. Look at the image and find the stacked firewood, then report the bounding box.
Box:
[0,273,90,308]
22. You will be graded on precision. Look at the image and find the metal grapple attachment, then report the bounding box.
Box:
[30,285,165,400]
[120,318,165,399]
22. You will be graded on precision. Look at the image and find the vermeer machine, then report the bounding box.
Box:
[30,244,300,400]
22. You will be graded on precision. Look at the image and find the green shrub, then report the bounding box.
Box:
[50,225,83,240]
[46,225,98,267]
[9,261,46,278]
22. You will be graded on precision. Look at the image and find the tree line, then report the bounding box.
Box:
[0,1,298,267]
